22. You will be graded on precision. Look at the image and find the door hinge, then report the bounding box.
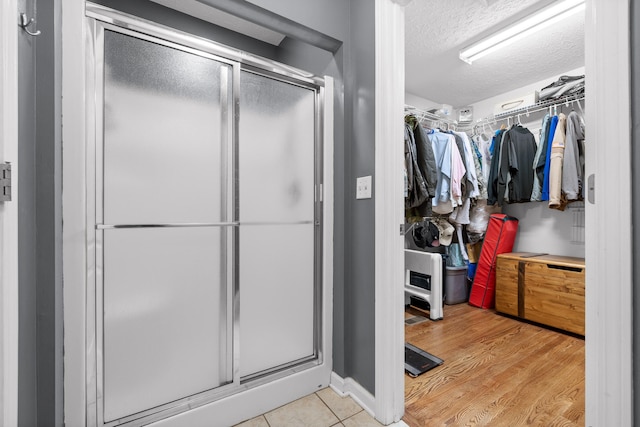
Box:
[0,163,11,202]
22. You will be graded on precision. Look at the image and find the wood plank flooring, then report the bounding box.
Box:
[404,303,584,426]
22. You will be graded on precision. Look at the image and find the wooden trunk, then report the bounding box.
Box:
[495,253,585,335]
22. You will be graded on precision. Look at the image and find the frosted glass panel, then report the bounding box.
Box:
[102,227,229,421]
[239,224,315,377]
[103,31,228,224]
[239,71,316,223]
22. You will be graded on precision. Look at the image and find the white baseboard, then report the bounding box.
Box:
[329,372,375,418]
[330,372,409,426]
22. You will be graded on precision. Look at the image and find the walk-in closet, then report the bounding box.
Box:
[402,1,586,424]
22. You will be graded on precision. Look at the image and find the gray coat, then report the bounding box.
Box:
[562,111,586,200]
[405,123,428,210]
[412,122,438,199]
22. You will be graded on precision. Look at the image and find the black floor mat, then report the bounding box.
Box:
[405,315,428,326]
[405,342,443,377]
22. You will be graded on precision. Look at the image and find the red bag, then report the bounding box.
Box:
[469,214,518,309]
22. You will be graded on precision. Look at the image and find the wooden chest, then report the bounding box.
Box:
[495,253,585,335]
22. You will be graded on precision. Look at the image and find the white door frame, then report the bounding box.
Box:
[62,1,89,425]
[0,0,20,425]
[584,0,633,425]
[374,0,634,425]
[373,0,406,424]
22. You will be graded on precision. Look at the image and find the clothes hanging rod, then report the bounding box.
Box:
[458,93,584,132]
[407,93,584,133]
[483,93,585,125]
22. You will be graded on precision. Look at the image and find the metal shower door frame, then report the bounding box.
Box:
[84,4,326,426]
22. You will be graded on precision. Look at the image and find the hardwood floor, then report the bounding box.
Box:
[404,303,585,426]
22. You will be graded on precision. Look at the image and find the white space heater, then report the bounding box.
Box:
[404,249,443,320]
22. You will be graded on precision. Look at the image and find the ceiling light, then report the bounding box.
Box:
[459,0,585,64]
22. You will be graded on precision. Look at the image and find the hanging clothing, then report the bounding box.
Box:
[497,125,537,204]
[562,111,586,201]
[404,115,439,219]
[450,132,468,187]
[428,130,455,214]
[470,136,488,200]
[413,122,438,200]
[404,122,429,211]
[549,113,567,210]
[447,135,467,210]
[534,116,553,200]
[496,129,512,205]
[487,129,506,205]
[472,133,492,194]
[454,131,481,199]
[531,114,550,201]
[541,115,559,201]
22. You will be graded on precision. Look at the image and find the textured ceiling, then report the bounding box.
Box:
[147,0,583,109]
[405,0,585,108]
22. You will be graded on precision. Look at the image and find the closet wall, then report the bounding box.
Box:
[469,66,586,258]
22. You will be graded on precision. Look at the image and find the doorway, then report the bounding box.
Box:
[373,0,633,425]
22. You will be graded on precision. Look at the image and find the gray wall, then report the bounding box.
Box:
[342,0,376,393]
[35,0,64,425]
[18,0,38,424]
[276,35,349,378]
[265,0,377,393]
[632,0,639,423]
[18,0,64,425]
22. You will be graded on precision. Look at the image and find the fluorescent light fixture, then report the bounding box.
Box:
[459,0,585,64]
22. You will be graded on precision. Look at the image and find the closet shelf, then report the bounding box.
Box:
[405,105,458,129]
[468,93,585,130]
[406,93,584,132]
[493,93,585,120]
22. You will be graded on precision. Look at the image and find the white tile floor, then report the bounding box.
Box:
[233,387,384,427]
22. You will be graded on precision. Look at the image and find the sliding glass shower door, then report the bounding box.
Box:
[99,30,234,422]
[88,20,324,426]
[238,71,318,379]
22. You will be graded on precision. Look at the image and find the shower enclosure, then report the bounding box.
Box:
[79,4,331,426]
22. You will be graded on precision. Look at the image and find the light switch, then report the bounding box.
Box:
[356,175,372,199]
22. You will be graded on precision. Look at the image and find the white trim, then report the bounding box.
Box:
[150,367,330,426]
[323,76,335,380]
[330,372,376,418]
[62,0,88,425]
[584,0,633,425]
[329,372,409,427]
[374,0,406,425]
[0,0,20,425]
